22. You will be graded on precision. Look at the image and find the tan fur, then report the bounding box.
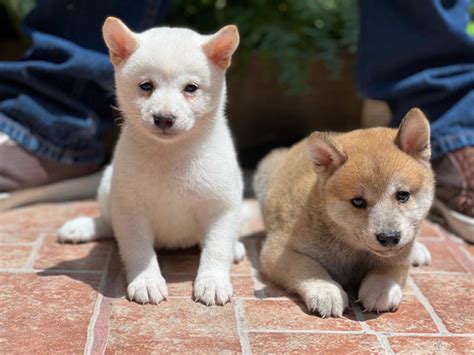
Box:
[253,108,435,317]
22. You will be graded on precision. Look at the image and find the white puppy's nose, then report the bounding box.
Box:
[153,114,176,129]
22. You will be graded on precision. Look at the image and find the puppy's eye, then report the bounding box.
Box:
[184,84,198,93]
[351,197,367,209]
[139,81,154,92]
[396,191,410,203]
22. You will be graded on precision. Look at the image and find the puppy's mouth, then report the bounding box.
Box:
[368,246,403,258]
[155,129,178,139]
[148,126,181,140]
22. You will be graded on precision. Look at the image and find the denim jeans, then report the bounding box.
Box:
[0,0,168,165]
[355,0,474,160]
[1,1,472,164]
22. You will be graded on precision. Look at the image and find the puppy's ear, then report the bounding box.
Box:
[102,17,138,66]
[396,108,431,162]
[203,25,239,69]
[307,132,347,174]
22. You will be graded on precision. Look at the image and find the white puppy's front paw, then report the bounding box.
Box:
[127,274,168,305]
[58,217,96,243]
[358,274,402,313]
[194,274,233,306]
[234,241,246,263]
[303,282,349,318]
[410,241,431,267]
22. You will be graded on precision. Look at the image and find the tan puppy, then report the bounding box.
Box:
[253,108,435,317]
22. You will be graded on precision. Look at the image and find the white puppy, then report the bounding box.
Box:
[58,17,244,306]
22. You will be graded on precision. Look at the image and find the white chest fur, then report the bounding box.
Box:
[104,121,242,249]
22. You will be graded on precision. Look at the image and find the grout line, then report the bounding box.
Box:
[162,296,287,301]
[409,271,468,275]
[0,268,103,274]
[245,329,474,337]
[84,246,113,355]
[24,233,45,269]
[249,329,365,335]
[234,299,252,355]
[459,246,473,262]
[90,247,125,354]
[379,332,474,337]
[407,277,449,334]
[234,296,297,301]
[163,271,253,277]
[0,242,35,246]
[353,303,394,355]
[445,242,474,275]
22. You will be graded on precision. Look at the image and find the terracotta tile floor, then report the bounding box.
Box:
[1,199,473,354]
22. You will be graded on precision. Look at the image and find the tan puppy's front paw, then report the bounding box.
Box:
[358,274,402,312]
[127,274,168,305]
[303,282,349,318]
[194,274,233,306]
[410,241,431,267]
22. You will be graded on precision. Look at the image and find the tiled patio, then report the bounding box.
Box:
[1,200,473,354]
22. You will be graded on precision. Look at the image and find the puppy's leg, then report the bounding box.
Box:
[58,164,114,243]
[410,241,431,267]
[261,240,348,318]
[194,207,240,306]
[358,265,409,313]
[113,213,167,305]
[234,241,245,263]
[58,216,112,243]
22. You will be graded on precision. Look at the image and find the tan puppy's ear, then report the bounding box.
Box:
[396,108,431,162]
[307,132,347,174]
[102,17,138,66]
[203,25,239,69]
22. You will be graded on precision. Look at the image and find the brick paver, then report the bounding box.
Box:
[1,199,473,353]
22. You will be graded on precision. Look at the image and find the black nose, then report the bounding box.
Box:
[153,114,176,129]
[376,230,401,247]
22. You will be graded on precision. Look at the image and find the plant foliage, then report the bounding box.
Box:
[167,0,359,94]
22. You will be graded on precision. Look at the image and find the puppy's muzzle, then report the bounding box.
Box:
[376,230,401,247]
[153,114,176,130]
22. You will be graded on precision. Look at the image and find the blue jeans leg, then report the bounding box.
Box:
[354,0,474,159]
[0,0,169,165]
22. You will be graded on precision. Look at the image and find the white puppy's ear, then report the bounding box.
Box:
[396,108,431,162]
[307,132,346,174]
[102,17,138,66]
[203,25,240,69]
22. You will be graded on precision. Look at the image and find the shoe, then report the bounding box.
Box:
[0,132,103,211]
[432,147,474,243]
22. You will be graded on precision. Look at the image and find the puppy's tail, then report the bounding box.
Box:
[253,148,288,206]
[0,170,103,211]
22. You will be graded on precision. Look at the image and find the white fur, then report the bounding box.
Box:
[410,241,432,266]
[301,280,349,318]
[58,216,112,243]
[58,24,243,306]
[358,273,403,312]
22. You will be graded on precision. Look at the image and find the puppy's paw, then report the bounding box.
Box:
[358,274,402,313]
[303,282,349,318]
[234,241,246,263]
[127,274,168,305]
[58,217,97,243]
[194,274,233,306]
[410,241,431,267]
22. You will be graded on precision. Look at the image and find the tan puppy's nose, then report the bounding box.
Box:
[153,114,176,129]
[376,230,401,247]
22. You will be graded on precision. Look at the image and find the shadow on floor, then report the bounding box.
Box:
[37,232,372,322]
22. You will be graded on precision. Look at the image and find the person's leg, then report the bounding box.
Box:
[0,0,168,208]
[355,0,474,241]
